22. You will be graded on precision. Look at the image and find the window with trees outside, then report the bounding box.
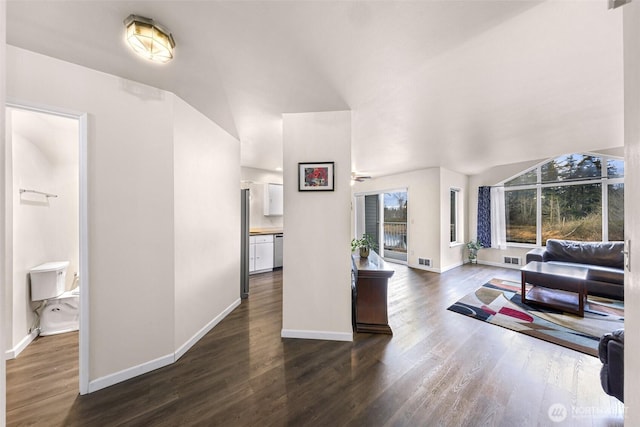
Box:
[503,153,624,246]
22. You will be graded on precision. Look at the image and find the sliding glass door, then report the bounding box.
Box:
[355,190,408,263]
[383,191,407,262]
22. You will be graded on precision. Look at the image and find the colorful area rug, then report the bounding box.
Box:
[447,278,624,357]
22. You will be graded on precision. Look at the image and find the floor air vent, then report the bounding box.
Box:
[418,258,432,267]
[503,256,522,266]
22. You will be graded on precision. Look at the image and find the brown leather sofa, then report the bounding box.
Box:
[526,239,624,300]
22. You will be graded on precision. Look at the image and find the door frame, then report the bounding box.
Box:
[6,100,90,395]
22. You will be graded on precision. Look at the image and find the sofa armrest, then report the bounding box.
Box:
[599,329,624,402]
[526,247,546,263]
[599,329,624,363]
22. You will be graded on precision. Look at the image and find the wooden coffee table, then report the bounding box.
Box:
[521,261,590,317]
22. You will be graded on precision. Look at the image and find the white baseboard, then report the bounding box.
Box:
[88,353,174,393]
[88,298,242,393]
[440,261,463,273]
[175,298,241,361]
[409,263,441,273]
[5,329,39,360]
[476,260,523,270]
[281,329,353,342]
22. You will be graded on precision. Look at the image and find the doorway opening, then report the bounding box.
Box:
[5,103,89,395]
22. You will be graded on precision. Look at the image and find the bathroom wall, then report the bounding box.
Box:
[9,111,79,350]
[240,166,283,231]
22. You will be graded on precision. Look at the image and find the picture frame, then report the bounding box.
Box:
[298,162,335,191]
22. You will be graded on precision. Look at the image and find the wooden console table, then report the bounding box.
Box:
[351,251,395,334]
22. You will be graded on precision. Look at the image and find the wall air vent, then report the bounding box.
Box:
[418,258,432,267]
[503,256,521,266]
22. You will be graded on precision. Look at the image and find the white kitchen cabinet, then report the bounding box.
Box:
[250,234,274,273]
[264,183,283,216]
[249,236,256,272]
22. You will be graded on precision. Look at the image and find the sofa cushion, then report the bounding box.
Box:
[547,261,624,285]
[544,239,624,269]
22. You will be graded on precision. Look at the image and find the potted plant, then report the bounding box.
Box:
[466,240,483,264]
[351,234,378,258]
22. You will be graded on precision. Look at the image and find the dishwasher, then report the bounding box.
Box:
[274,234,284,268]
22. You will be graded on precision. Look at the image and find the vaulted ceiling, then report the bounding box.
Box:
[6,1,624,176]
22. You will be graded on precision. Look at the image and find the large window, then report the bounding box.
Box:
[503,154,624,245]
[505,188,536,244]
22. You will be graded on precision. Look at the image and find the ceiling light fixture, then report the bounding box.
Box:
[124,14,175,63]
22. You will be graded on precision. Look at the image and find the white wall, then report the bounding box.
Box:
[9,116,79,351]
[439,168,468,271]
[1,0,7,421]
[282,111,352,341]
[4,112,14,357]
[173,96,240,354]
[352,168,442,271]
[624,2,640,423]
[240,166,283,231]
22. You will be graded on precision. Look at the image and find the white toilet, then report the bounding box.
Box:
[29,261,79,336]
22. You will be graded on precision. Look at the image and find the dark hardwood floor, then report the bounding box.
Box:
[7,264,624,426]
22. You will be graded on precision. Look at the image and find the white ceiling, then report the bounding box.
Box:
[6,1,624,177]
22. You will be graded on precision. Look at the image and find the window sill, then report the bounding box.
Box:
[506,243,538,249]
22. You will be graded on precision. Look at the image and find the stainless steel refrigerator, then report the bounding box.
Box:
[241,189,250,299]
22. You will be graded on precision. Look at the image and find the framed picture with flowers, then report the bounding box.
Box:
[298,162,335,191]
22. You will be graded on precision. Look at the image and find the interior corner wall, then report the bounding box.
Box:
[623,2,640,423]
[6,46,176,382]
[351,168,441,271]
[240,166,283,231]
[173,95,240,353]
[439,168,468,272]
[282,111,352,340]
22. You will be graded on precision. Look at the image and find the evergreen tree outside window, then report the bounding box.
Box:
[505,189,536,244]
[502,153,624,246]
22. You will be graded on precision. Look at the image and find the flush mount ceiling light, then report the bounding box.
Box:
[124,14,175,63]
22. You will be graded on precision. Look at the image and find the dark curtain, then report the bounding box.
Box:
[477,186,491,248]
